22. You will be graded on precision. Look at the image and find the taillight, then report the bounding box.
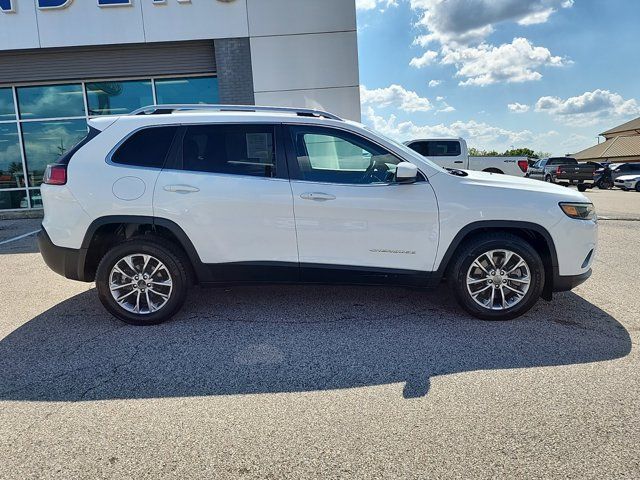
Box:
[517,160,528,173]
[556,166,562,175]
[43,164,67,185]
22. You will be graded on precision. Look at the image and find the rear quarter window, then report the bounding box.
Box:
[111,126,179,168]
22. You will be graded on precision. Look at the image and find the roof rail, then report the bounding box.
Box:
[129,104,343,121]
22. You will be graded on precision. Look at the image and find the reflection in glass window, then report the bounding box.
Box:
[155,77,219,104]
[17,84,85,120]
[292,126,400,184]
[29,189,43,208]
[0,123,25,189]
[0,190,26,210]
[22,120,87,186]
[181,124,275,177]
[86,80,153,116]
[0,88,16,121]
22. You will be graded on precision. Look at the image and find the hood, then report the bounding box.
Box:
[458,169,590,201]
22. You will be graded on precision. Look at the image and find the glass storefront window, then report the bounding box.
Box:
[29,189,43,209]
[17,84,85,120]
[0,190,26,210]
[86,80,154,116]
[0,123,25,189]
[0,88,16,121]
[22,119,88,186]
[155,77,219,104]
[2,75,218,208]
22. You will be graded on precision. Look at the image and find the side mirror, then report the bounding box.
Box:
[395,162,418,184]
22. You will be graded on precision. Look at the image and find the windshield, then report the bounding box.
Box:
[361,126,447,174]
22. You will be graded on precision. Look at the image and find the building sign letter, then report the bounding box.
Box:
[0,0,14,12]
[38,0,73,9]
[97,0,133,6]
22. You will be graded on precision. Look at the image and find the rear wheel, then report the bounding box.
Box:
[544,175,553,183]
[577,184,587,192]
[636,182,640,192]
[95,238,190,325]
[598,179,613,189]
[448,234,545,320]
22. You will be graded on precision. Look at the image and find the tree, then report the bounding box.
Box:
[503,148,537,158]
[469,147,541,158]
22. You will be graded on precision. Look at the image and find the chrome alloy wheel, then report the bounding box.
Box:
[109,254,173,315]
[466,249,531,311]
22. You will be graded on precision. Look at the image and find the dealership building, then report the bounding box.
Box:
[0,0,361,211]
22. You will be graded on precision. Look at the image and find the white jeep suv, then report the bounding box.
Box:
[38,105,597,325]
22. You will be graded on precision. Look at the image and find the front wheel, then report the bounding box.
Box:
[577,184,588,192]
[448,234,545,320]
[95,238,190,325]
[636,183,640,193]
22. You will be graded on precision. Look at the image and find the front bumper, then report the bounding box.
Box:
[38,227,88,281]
[552,268,592,292]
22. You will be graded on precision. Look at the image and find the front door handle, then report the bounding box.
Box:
[453,160,464,164]
[300,192,336,202]
[164,184,200,194]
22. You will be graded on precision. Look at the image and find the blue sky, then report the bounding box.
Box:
[356,0,640,155]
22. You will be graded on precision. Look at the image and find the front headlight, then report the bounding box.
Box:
[559,202,596,220]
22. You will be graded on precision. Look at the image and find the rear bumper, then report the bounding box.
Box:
[552,268,592,292]
[38,227,89,282]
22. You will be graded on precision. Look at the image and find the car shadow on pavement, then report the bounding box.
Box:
[0,285,631,401]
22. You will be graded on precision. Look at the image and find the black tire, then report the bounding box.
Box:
[577,184,587,192]
[448,233,545,321]
[544,175,553,183]
[598,179,613,190]
[95,237,190,325]
[636,183,640,193]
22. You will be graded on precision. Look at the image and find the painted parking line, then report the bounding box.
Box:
[0,230,41,246]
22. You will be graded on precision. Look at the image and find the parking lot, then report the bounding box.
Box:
[0,188,638,479]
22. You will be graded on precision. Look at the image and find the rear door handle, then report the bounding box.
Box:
[164,184,200,194]
[300,192,336,201]
[453,160,464,164]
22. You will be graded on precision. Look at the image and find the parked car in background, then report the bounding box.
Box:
[554,163,597,191]
[404,138,530,176]
[610,163,640,183]
[614,174,640,192]
[526,157,595,190]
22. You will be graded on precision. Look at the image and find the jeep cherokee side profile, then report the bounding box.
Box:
[38,105,597,325]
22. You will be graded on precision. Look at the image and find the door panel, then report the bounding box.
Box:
[285,125,439,274]
[153,123,298,273]
[290,181,439,272]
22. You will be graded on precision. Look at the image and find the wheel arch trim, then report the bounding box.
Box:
[435,220,559,277]
[81,215,207,282]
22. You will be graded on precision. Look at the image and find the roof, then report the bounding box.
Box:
[600,116,640,137]
[573,135,640,161]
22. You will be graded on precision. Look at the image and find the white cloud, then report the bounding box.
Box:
[508,102,530,113]
[440,37,568,86]
[363,106,534,151]
[360,84,432,112]
[409,50,438,68]
[356,0,398,11]
[535,89,640,125]
[428,80,442,87]
[409,0,574,47]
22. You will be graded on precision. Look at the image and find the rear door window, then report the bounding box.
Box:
[111,126,179,168]
[406,141,429,156]
[427,141,461,156]
[180,124,276,178]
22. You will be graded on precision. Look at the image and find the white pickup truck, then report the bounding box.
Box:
[404,138,530,177]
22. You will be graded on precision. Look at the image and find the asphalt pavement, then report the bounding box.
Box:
[0,192,638,479]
